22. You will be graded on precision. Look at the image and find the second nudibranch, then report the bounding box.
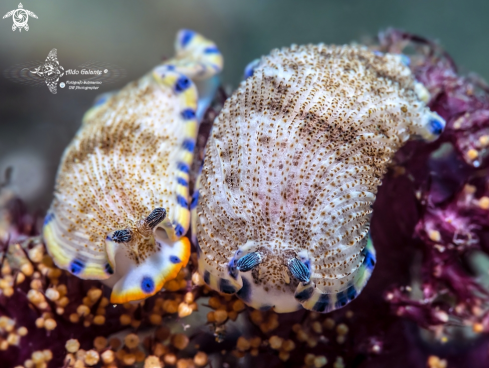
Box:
[193,44,445,313]
[43,29,223,303]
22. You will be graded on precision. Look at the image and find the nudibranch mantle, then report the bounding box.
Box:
[194,44,444,313]
[43,29,223,303]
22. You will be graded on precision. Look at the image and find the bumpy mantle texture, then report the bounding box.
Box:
[194,40,444,314]
[1,29,489,368]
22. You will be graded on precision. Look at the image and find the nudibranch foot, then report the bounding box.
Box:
[43,29,222,303]
[104,236,190,304]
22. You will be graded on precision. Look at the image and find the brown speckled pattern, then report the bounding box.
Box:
[196,44,441,300]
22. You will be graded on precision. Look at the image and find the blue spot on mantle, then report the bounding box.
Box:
[105,263,114,275]
[429,118,444,136]
[177,177,188,187]
[362,247,376,270]
[169,255,181,264]
[181,108,196,120]
[175,76,191,93]
[70,259,85,275]
[346,285,357,300]
[312,294,330,312]
[182,139,195,153]
[335,292,348,309]
[180,30,195,47]
[204,46,220,54]
[190,190,199,210]
[203,271,210,285]
[237,277,252,303]
[243,59,260,80]
[177,162,189,174]
[141,277,155,294]
[174,223,185,237]
[43,213,54,226]
[219,278,237,294]
[295,286,314,302]
[177,194,188,208]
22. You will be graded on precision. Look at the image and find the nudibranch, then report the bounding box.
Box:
[193,44,445,313]
[43,30,223,303]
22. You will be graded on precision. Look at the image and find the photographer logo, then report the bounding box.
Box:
[3,3,38,32]
[3,48,126,95]
[28,49,65,94]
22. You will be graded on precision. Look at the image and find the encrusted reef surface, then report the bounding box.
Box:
[1,29,489,368]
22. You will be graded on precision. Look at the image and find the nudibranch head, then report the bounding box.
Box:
[194,43,445,313]
[43,29,223,303]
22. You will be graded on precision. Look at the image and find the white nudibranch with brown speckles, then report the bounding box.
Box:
[43,29,223,304]
[193,44,445,313]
